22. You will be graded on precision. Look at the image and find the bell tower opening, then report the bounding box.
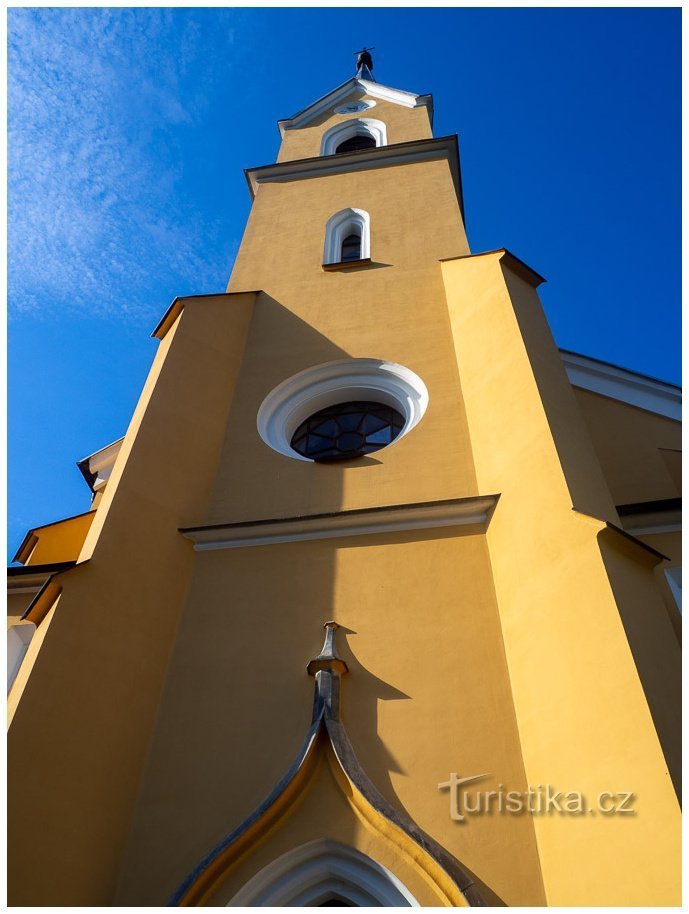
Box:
[335,132,376,154]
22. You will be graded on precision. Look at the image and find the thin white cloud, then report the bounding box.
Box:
[8,9,237,320]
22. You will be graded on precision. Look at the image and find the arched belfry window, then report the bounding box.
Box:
[324,208,370,266]
[336,133,376,154]
[341,232,361,262]
[321,118,387,157]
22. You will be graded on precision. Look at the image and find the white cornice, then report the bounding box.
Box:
[561,351,681,421]
[77,437,124,492]
[277,78,433,136]
[181,495,498,551]
[245,136,461,205]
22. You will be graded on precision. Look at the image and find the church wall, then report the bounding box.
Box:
[214,160,473,524]
[597,531,681,796]
[202,756,453,906]
[572,387,681,505]
[8,62,680,909]
[7,592,34,621]
[442,251,681,905]
[276,96,434,163]
[8,294,256,905]
[113,529,546,906]
[20,511,95,566]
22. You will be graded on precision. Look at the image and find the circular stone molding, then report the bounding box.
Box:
[333,100,376,115]
[257,359,429,461]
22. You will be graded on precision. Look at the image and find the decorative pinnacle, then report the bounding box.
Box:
[307,621,349,677]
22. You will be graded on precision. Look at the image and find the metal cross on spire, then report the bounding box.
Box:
[354,47,375,81]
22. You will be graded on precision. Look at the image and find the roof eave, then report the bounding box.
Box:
[277,78,433,136]
[244,135,463,216]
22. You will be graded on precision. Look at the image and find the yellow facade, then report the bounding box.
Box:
[8,68,680,906]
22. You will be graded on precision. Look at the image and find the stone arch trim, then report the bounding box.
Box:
[227,839,419,906]
[323,207,371,265]
[166,625,486,907]
[321,117,387,156]
[256,358,428,462]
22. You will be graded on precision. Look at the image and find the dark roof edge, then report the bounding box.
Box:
[616,498,681,517]
[439,248,546,287]
[8,560,76,577]
[151,291,262,340]
[244,135,463,219]
[246,134,458,182]
[573,508,670,563]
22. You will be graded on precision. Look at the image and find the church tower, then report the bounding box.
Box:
[8,55,681,906]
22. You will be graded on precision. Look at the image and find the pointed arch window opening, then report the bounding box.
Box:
[321,118,387,157]
[335,133,377,154]
[340,233,362,263]
[323,208,371,267]
[226,838,419,907]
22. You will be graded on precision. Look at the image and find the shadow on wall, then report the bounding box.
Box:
[113,293,507,904]
[203,292,355,526]
[597,529,681,800]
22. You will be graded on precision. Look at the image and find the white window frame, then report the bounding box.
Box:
[320,117,387,156]
[323,207,370,265]
[256,358,429,461]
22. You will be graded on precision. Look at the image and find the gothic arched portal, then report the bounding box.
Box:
[167,624,485,907]
[227,839,419,906]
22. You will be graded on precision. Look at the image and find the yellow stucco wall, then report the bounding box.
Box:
[18,511,95,566]
[8,294,256,905]
[113,531,545,906]
[441,251,680,905]
[218,158,471,525]
[203,748,465,906]
[573,387,681,505]
[8,601,60,727]
[8,80,680,910]
[7,592,34,622]
[276,93,434,163]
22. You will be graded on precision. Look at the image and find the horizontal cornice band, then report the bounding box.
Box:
[244,136,462,212]
[561,350,681,421]
[181,494,498,551]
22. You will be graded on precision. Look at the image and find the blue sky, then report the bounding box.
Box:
[8,7,681,558]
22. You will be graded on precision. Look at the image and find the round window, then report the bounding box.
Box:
[256,359,429,462]
[290,401,405,462]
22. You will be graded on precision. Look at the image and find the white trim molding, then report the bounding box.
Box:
[323,207,370,264]
[334,99,376,115]
[77,437,124,493]
[8,622,36,692]
[277,77,433,136]
[228,839,419,906]
[256,358,428,461]
[321,117,387,156]
[561,350,681,420]
[244,136,462,212]
[181,495,498,551]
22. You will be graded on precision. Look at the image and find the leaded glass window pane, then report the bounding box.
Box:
[290,401,405,461]
[340,233,361,262]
